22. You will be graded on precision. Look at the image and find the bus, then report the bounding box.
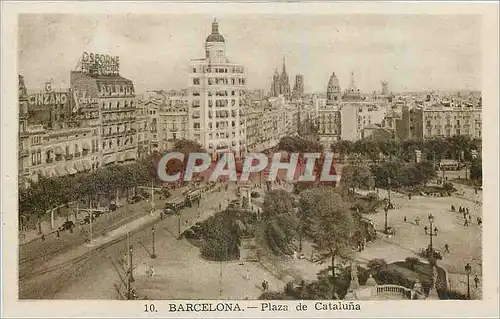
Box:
[164,197,185,214]
[185,189,201,207]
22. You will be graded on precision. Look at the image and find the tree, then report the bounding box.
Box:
[307,188,355,299]
[340,165,372,192]
[331,140,353,161]
[469,158,482,181]
[262,190,295,220]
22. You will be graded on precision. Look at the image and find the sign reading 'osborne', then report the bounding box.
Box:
[156,152,340,183]
[81,52,120,76]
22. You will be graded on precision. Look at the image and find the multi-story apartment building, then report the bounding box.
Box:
[70,53,137,166]
[136,99,151,158]
[19,76,100,186]
[160,96,189,150]
[188,19,247,159]
[408,104,482,140]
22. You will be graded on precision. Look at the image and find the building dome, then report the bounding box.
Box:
[328,72,340,90]
[206,19,225,43]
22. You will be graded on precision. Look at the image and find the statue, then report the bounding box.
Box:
[349,261,360,290]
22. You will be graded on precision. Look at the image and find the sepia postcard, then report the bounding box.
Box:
[1,1,499,318]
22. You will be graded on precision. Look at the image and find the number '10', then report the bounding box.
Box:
[144,304,157,312]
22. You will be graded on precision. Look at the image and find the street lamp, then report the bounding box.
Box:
[384,205,389,233]
[150,226,157,259]
[427,214,438,253]
[465,263,472,299]
[128,245,135,283]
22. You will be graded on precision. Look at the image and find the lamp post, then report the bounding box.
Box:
[384,205,389,233]
[150,226,157,259]
[427,214,438,253]
[465,263,472,299]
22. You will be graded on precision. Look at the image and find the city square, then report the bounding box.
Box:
[13,12,486,304]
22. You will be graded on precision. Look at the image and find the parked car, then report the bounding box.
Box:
[109,202,118,211]
[127,195,144,204]
[59,220,75,231]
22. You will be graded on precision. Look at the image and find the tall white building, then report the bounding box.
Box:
[188,19,247,159]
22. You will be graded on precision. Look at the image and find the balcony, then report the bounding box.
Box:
[20,149,29,157]
[65,154,73,160]
[75,152,81,158]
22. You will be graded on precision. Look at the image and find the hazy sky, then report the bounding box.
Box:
[19,14,481,93]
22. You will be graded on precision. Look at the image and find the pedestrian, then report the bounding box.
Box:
[265,281,269,291]
[474,275,480,288]
[219,203,222,210]
[404,216,407,223]
[464,219,469,227]
[463,212,467,220]
[56,230,60,238]
[262,280,266,291]
[468,214,472,222]
[434,227,438,235]
[424,226,428,235]
[415,217,420,226]
[246,268,250,281]
[444,243,450,253]
[451,205,455,212]
[150,265,155,278]
[408,193,412,200]
[41,234,45,243]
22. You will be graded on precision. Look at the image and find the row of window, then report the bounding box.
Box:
[192,66,244,74]
[192,78,246,86]
[101,99,135,110]
[97,83,135,96]
[102,136,135,150]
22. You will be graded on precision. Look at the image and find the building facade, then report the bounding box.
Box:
[188,19,247,159]
[317,72,342,147]
[70,58,138,167]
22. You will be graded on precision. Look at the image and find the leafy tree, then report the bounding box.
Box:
[340,165,372,192]
[262,190,295,220]
[308,188,355,299]
[331,140,353,160]
[470,158,482,181]
[200,212,241,261]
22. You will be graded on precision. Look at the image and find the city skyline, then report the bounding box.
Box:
[19,14,481,94]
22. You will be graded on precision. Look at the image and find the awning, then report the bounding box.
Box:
[82,142,91,150]
[44,169,56,177]
[54,146,64,155]
[117,153,125,163]
[82,160,92,171]
[66,164,77,175]
[55,166,67,176]
[74,161,85,172]
[125,151,136,161]
[104,155,116,165]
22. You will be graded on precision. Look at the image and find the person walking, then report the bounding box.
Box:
[415,217,420,226]
[468,214,472,222]
[56,230,60,239]
[424,226,428,235]
[444,243,450,253]
[404,216,407,223]
[474,275,480,288]
[464,219,469,227]
[41,234,46,243]
[262,280,267,291]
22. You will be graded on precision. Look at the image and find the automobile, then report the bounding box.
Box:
[160,189,172,200]
[127,195,144,204]
[109,202,118,211]
[59,220,75,231]
[79,215,95,225]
